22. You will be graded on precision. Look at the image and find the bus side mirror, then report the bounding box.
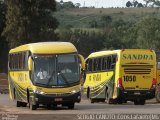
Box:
[78,54,85,70]
[28,56,33,71]
[78,54,85,86]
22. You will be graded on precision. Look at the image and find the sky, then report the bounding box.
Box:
[56,0,145,8]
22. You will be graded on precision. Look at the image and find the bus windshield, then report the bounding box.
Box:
[33,54,80,87]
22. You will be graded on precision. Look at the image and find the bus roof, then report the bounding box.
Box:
[9,42,78,54]
[87,49,155,58]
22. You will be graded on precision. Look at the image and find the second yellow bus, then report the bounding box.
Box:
[83,49,156,105]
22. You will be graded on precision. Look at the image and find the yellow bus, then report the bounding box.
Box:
[8,42,84,110]
[83,49,156,105]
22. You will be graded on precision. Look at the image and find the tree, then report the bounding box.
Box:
[103,19,136,49]
[134,17,160,49]
[0,0,6,34]
[88,20,98,28]
[0,0,8,73]
[100,15,112,28]
[71,29,104,57]
[2,0,59,48]
[143,0,160,7]
[126,1,132,7]
[155,0,160,6]
[75,3,81,8]
[63,1,75,9]
[137,3,144,7]
[133,1,139,7]
[143,0,150,7]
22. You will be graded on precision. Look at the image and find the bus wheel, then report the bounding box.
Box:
[134,99,145,105]
[117,98,123,104]
[68,103,75,109]
[139,100,145,105]
[53,104,57,108]
[16,101,21,107]
[46,104,52,110]
[21,102,27,107]
[90,98,94,103]
[100,99,106,102]
[134,100,139,105]
[87,88,90,99]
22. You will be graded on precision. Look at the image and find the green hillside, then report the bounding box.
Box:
[55,8,160,28]
[54,7,160,57]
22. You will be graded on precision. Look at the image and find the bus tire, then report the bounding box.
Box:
[117,98,123,104]
[16,101,21,107]
[140,100,145,105]
[134,99,145,105]
[46,104,52,110]
[14,90,21,107]
[134,100,139,105]
[87,88,94,103]
[21,102,27,107]
[68,103,75,109]
[87,88,90,99]
[100,99,106,102]
[13,88,16,100]
[90,98,94,103]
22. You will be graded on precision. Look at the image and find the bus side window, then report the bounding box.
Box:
[93,58,101,72]
[22,52,25,69]
[13,54,17,70]
[97,58,102,71]
[85,59,89,71]
[93,58,97,72]
[88,59,93,72]
[111,55,117,69]
[107,56,111,70]
[102,57,107,71]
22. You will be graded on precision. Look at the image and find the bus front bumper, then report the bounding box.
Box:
[117,88,155,100]
[33,92,81,105]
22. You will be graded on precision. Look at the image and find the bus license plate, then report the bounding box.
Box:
[134,92,140,95]
[55,98,63,102]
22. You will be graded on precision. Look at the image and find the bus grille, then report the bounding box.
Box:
[122,65,153,74]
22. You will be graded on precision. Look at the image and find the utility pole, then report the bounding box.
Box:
[83,1,85,7]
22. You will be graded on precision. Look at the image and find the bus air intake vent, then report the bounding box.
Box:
[122,65,153,74]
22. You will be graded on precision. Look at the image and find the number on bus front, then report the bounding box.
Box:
[123,76,136,82]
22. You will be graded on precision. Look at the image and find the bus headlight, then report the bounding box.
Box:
[33,90,46,95]
[71,89,80,94]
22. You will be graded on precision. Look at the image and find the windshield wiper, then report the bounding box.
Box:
[58,72,71,87]
[34,82,47,87]
[46,70,55,87]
